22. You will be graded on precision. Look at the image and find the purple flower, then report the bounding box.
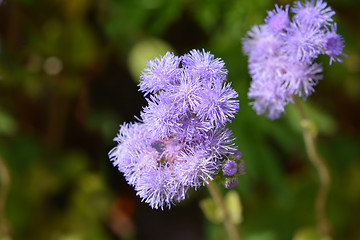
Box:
[182,49,228,83]
[135,165,179,209]
[324,24,347,65]
[248,77,293,119]
[265,4,290,33]
[281,21,325,64]
[239,160,246,175]
[231,149,242,160]
[292,0,335,27]
[242,25,282,62]
[139,52,181,95]
[242,0,345,119]
[225,178,238,189]
[203,127,237,157]
[167,71,204,113]
[223,160,238,176]
[140,93,181,139]
[194,81,239,126]
[176,147,219,189]
[282,61,323,98]
[110,49,240,209]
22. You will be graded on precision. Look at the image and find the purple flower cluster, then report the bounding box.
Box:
[242,0,346,119]
[222,151,246,189]
[223,160,238,176]
[109,50,240,209]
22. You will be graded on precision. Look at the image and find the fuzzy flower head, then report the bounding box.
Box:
[242,25,282,62]
[223,160,238,176]
[248,78,293,119]
[281,21,325,64]
[110,49,242,209]
[265,4,290,33]
[220,149,245,189]
[231,150,242,160]
[225,178,238,189]
[292,0,335,27]
[238,160,246,175]
[139,52,181,95]
[324,24,347,65]
[182,49,228,82]
[282,61,323,98]
[242,0,346,119]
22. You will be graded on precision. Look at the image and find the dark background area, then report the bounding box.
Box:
[0,0,359,239]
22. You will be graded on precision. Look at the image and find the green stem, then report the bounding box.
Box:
[294,99,331,237]
[207,181,240,240]
[0,156,10,236]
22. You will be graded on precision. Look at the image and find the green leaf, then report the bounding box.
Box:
[246,231,277,240]
[127,38,174,82]
[0,109,17,135]
[0,237,12,240]
[225,190,242,224]
[286,102,336,136]
[293,227,332,240]
[199,197,224,223]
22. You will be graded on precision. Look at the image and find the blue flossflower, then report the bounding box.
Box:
[292,0,335,27]
[265,4,290,33]
[110,49,241,209]
[223,160,238,176]
[324,23,347,65]
[225,178,238,189]
[281,20,325,64]
[242,0,346,119]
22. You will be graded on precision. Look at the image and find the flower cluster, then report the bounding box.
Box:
[109,50,240,209]
[242,0,346,119]
[222,151,246,189]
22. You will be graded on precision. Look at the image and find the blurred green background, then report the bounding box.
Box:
[0,0,359,239]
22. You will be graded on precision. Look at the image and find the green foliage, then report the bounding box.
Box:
[0,0,359,239]
[0,109,17,135]
[199,197,223,223]
[200,190,242,224]
[127,38,174,81]
[293,227,331,240]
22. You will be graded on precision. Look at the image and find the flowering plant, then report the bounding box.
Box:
[242,1,346,238]
[242,0,346,119]
[109,50,243,209]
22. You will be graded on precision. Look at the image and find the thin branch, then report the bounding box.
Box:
[294,98,331,237]
[0,156,10,236]
[207,181,240,240]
